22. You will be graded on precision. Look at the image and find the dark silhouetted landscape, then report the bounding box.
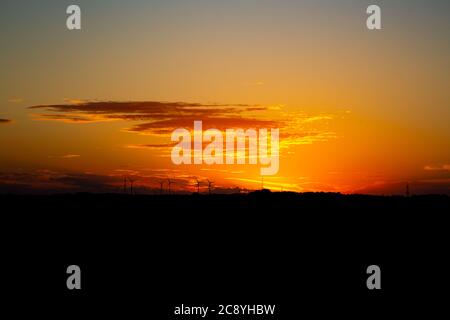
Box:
[2,191,449,316]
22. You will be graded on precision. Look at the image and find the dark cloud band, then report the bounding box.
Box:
[29,101,277,134]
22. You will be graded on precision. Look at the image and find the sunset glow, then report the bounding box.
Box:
[1,0,449,195]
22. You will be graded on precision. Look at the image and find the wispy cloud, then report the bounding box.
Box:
[8,98,24,103]
[29,100,340,147]
[29,101,273,132]
[424,164,450,172]
[0,170,119,194]
[48,154,81,159]
[63,98,87,105]
[353,179,450,196]
[0,118,12,124]
[126,143,177,149]
[0,168,245,194]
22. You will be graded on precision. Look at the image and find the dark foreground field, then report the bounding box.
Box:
[1,192,449,317]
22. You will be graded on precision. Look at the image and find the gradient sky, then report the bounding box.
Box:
[1,0,449,194]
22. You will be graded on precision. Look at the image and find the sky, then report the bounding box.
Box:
[1,0,449,194]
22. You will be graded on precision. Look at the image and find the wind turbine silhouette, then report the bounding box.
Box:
[207,179,213,195]
[158,180,165,195]
[167,178,173,194]
[195,178,200,193]
[127,177,136,195]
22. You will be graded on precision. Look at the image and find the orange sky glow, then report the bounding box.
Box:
[1,1,449,195]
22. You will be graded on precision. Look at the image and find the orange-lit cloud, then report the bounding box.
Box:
[0,169,192,194]
[424,164,450,172]
[0,170,122,194]
[29,100,338,145]
[21,100,350,193]
[354,179,450,196]
[126,143,177,149]
[29,101,274,131]
[8,98,24,103]
[48,154,81,159]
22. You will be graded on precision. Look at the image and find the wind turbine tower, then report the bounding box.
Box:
[128,177,136,195]
[167,178,173,195]
[195,178,200,193]
[207,179,213,195]
[159,180,164,195]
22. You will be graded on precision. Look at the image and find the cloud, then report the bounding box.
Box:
[0,170,123,194]
[29,100,340,145]
[63,98,86,105]
[126,116,279,134]
[8,98,24,103]
[0,119,12,124]
[353,180,450,196]
[48,154,81,159]
[126,143,177,149]
[29,101,250,116]
[0,169,246,194]
[302,115,333,123]
[29,101,280,132]
[424,164,450,172]
[33,113,100,123]
[61,154,80,159]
